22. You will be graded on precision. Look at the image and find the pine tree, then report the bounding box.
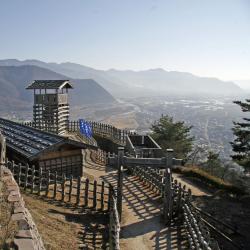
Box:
[231,99,250,170]
[151,115,194,159]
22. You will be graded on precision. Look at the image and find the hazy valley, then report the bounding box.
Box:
[0,59,248,161]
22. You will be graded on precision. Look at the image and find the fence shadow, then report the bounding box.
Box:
[83,149,107,172]
[102,173,161,220]
[48,208,109,250]
[101,171,188,249]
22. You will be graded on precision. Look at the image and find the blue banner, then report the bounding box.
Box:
[79,119,93,138]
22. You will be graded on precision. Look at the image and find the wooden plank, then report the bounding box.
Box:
[76,176,81,205]
[100,181,105,211]
[84,178,89,207]
[53,171,57,199]
[68,175,73,202]
[93,180,97,209]
[61,173,66,202]
[31,165,35,193]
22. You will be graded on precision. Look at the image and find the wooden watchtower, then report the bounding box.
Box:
[26,80,73,135]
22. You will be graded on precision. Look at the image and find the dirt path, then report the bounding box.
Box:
[172,173,212,196]
[83,150,187,250]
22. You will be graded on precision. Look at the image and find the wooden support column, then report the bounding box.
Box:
[117,147,124,222]
[0,132,6,178]
[31,165,35,193]
[163,168,172,225]
[166,149,174,168]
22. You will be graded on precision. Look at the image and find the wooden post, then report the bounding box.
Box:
[163,168,172,225]
[166,149,174,168]
[46,170,50,197]
[38,168,42,196]
[10,160,14,174]
[61,174,66,202]
[117,147,124,222]
[93,180,97,209]
[24,164,29,190]
[177,183,182,217]
[0,131,6,178]
[101,181,105,211]
[68,175,73,202]
[84,178,89,207]
[31,165,35,193]
[17,163,22,186]
[76,176,81,205]
[108,183,112,212]
[53,172,57,199]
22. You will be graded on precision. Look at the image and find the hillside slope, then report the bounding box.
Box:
[0,65,116,111]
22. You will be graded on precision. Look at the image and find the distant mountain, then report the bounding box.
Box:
[106,68,243,96]
[0,59,126,95]
[0,65,116,111]
[234,80,250,90]
[0,59,243,97]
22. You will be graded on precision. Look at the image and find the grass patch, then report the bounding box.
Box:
[173,166,245,195]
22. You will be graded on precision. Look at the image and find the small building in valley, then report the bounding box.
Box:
[0,118,96,177]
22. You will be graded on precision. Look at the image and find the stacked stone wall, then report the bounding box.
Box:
[1,166,45,250]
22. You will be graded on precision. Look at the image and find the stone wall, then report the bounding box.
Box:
[1,166,45,250]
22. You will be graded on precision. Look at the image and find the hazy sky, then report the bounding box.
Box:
[0,0,250,82]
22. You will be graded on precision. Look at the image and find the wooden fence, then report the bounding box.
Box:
[90,149,117,166]
[75,130,98,146]
[68,120,129,145]
[6,159,111,210]
[24,120,130,146]
[183,193,220,250]
[108,186,120,250]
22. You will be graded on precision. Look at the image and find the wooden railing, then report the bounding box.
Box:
[183,194,220,250]
[68,120,130,145]
[5,160,111,210]
[90,149,117,166]
[108,186,120,250]
[127,165,220,249]
[75,130,98,146]
[23,120,130,146]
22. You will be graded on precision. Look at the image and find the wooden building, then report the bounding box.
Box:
[0,118,96,177]
[26,80,73,135]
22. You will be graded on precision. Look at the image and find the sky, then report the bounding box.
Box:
[0,0,250,83]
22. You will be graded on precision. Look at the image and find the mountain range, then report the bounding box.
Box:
[0,59,243,98]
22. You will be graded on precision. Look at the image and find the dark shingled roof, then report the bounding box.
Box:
[0,118,94,161]
[26,80,73,89]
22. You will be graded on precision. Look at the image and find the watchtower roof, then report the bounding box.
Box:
[26,80,73,90]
